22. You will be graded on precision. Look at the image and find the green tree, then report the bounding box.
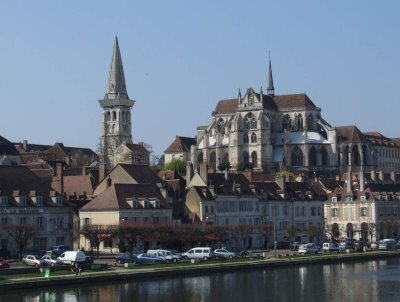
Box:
[165,158,186,176]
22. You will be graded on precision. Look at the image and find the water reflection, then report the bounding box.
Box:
[2,258,400,302]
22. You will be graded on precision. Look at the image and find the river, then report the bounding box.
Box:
[2,258,400,302]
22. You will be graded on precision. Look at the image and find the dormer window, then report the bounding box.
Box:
[360,195,366,202]
[345,196,353,202]
[55,196,63,206]
[35,196,43,206]
[331,197,337,203]
[18,196,27,206]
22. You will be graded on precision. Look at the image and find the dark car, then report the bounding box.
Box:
[136,253,165,264]
[115,253,137,264]
[46,245,70,256]
[0,257,9,269]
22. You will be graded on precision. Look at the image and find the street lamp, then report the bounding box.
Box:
[274,203,277,257]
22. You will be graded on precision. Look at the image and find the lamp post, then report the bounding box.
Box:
[274,203,277,257]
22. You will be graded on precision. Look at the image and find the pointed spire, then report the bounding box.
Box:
[238,88,242,102]
[267,54,275,96]
[105,35,129,100]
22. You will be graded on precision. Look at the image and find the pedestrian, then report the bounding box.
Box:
[75,262,82,275]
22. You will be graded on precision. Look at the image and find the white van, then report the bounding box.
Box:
[182,247,213,260]
[147,249,181,262]
[57,251,86,265]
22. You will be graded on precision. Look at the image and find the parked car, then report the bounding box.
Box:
[370,242,378,250]
[41,254,64,267]
[147,250,181,263]
[354,241,369,252]
[338,240,356,252]
[276,241,290,249]
[239,250,250,257]
[22,255,46,267]
[322,242,339,252]
[136,253,165,264]
[46,245,70,256]
[298,243,319,254]
[378,239,398,251]
[182,247,214,260]
[213,249,236,259]
[0,257,9,269]
[57,251,86,265]
[115,253,137,264]
[290,242,300,251]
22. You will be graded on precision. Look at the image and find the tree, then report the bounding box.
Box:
[80,224,118,258]
[367,223,376,242]
[5,224,38,260]
[165,158,186,176]
[306,224,324,243]
[205,224,230,248]
[285,225,297,242]
[217,161,232,172]
[118,222,144,254]
[258,223,273,249]
[232,224,253,250]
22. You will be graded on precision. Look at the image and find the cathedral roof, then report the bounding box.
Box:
[212,99,239,115]
[164,136,196,153]
[272,93,317,109]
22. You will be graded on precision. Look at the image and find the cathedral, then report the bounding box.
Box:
[184,59,400,180]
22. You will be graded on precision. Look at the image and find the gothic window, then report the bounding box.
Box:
[321,147,328,166]
[291,147,304,166]
[309,146,317,166]
[264,114,270,129]
[197,152,204,164]
[222,152,229,164]
[243,133,249,144]
[106,112,111,121]
[251,133,257,143]
[352,145,360,166]
[297,114,304,131]
[251,151,257,167]
[217,118,224,133]
[282,115,291,131]
[243,151,249,164]
[210,152,216,170]
[111,124,115,134]
[344,145,350,165]
[307,114,314,130]
[112,111,117,121]
[244,113,256,130]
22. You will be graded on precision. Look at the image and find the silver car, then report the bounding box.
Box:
[22,255,46,267]
[213,249,236,259]
[41,254,64,267]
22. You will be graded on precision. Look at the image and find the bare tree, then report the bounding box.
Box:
[205,224,230,248]
[232,224,254,250]
[306,224,324,244]
[367,223,376,242]
[5,224,38,260]
[285,225,297,242]
[258,223,273,249]
[80,224,118,258]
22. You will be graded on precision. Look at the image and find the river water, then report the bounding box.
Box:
[2,258,400,302]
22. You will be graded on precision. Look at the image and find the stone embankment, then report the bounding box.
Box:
[1,251,399,292]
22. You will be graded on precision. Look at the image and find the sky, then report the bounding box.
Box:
[1,1,400,157]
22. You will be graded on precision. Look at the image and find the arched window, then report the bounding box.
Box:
[291,147,304,166]
[243,133,249,144]
[197,152,204,164]
[309,147,317,166]
[264,114,270,129]
[307,114,314,130]
[282,115,291,131]
[112,111,117,121]
[321,147,328,166]
[111,124,115,134]
[217,118,224,133]
[222,152,229,164]
[251,151,257,167]
[106,112,111,121]
[244,113,256,130]
[251,133,257,143]
[352,145,360,166]
[210,152,216,170]
[297,114,304,131]
[243,151,249,164]
[362,145,368,165]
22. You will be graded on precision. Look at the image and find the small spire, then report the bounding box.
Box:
[238,88,242,102]
[267,54,275,96]
[105,35,129,100]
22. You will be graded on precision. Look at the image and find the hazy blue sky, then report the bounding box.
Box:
[1,1,399,157]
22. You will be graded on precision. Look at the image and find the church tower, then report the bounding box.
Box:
[99,36,135,168]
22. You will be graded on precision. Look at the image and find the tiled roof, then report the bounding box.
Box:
[0,141,20,156]
[273,93,316,109]
[364,132,398,147]
[63,175,95,197]
[336,126,368,143]
[319,179,344,191]
[212,99,239,115]
[192,186,214,200]
[81,183,167,210]
[164,136,196,153]
[119,164,162,186]
[125,143,150,153]
[366,183,400,193]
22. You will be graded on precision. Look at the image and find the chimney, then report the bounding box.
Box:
[199,163,208,185]
[99,163,107,182]
[186,161,194,183]
[106,176,112,188]
[22,140,27,151]
[55,162,64,194]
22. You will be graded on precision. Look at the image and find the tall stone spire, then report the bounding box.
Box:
[99,36,135,168]
[105,36,129,100]
[267,55,275,96]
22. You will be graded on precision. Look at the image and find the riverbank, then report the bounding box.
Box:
[1,251,399,292]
